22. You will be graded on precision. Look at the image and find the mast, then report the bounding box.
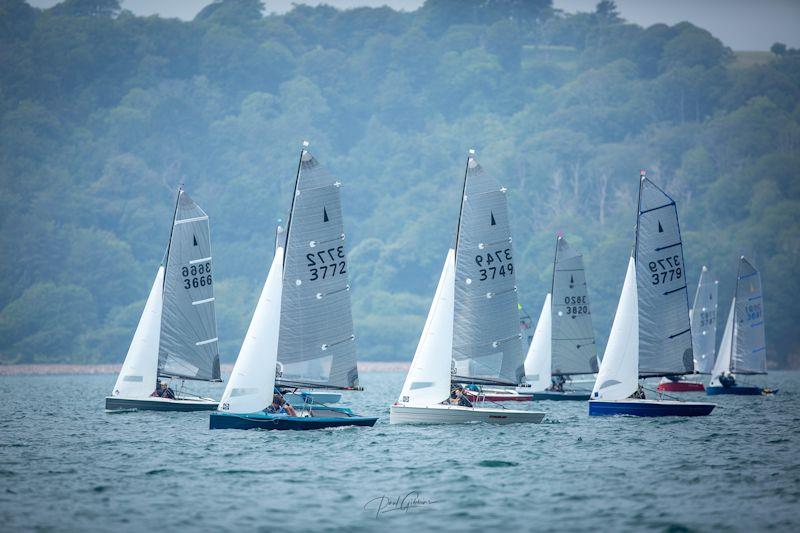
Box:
[550,233,560,298]
[162,185,183,286]
[454,149,473,256]
[633,170,645,262]
[729,256,743,373]
[282,141,307,268]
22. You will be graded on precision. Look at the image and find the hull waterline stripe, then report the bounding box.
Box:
[195,337,218,346]
[190,256,212,264]
[192,297,215,306]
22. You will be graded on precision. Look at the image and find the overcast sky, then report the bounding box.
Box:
[28,0,800,50]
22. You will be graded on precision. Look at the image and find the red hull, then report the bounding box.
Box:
[657,381,705,392]
[464,391,534,402]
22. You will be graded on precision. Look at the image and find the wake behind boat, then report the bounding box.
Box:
[707,256,773,396]
[106,187,221,412]
[589,171,715,417]
[390,150,545,425]
[658,265,718,392]
[210,143,376,431]
[520,234,598,401]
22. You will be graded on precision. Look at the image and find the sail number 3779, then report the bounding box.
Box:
[648,256,682,285]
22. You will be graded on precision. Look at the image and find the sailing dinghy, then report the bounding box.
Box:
[521,234,598,401]
[106,188,221,411]
[589,171,715,417]
[707,257,774,396]
[210,144,377,430]
[390,150,545,425]
[658,265,717,392]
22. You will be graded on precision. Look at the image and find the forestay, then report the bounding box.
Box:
[732,257,767,374]
[159,189,220,381]
[453,154,523,384]
[277,149,359,389]
[635,177,694,377]
[551,236,597,375]
[691,266,718,374]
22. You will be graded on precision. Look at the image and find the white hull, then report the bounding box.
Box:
[105,395,218,411]
[389,403,545,425]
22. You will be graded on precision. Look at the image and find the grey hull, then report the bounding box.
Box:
[105,396,218,412]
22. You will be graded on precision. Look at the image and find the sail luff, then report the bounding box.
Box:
[281,146,305,268]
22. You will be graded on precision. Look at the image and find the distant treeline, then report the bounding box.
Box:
[1,0,799,368]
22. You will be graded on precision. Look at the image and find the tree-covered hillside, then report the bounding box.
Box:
[1,0,799,368]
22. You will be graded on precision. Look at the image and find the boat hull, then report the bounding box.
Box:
[389,404,545,425]
[589,399,715,417]
[209,409,378,430]
[105,396,218,412]
[463,390,534,402]
[530,390,591,401]
[706,385,765,396]
[657,381,706,392]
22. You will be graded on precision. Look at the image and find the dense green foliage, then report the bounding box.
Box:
[1,0,799,368]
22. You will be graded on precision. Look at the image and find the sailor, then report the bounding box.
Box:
[549,374,566,392]
[444,384,473,407]
[151,380,175,399]
[719,371,736,388]
[630,383,646,399]
[266,392,297,416]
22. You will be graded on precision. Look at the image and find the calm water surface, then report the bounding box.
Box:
[1,371,798,532]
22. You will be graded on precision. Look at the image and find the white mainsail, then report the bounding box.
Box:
[112,266,164,399]
[218,248,284,414]
[397,250,456,407]
[592,256,639,401]
[523,294,552,392]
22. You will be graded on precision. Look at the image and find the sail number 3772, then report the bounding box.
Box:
[307,246,347,281]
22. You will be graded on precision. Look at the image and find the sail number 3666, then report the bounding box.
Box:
[307,246,346,281]
[648,256,682,285]
[182,263,212,289]
[475,249,513,281]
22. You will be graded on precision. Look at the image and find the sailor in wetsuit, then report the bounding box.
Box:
[266,392,297,416]
[549,375,566,392]
[630,383,646,399]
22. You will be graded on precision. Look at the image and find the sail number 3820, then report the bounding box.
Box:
[475,249,514,281]
[648,255,682,285]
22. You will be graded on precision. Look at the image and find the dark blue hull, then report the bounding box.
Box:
[706,385,765,396]
[209,411,378,430]
[531,391,591,401]
[589,400,715,417]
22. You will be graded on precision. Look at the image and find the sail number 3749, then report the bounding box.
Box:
[475,249,513,281]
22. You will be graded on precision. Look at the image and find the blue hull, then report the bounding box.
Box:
[706,385,764,396]
[531,391,591,401]
[209,410,378,430]
[589,400,715,417]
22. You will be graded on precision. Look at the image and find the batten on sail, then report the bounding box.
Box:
[277,148,359,389]
[452,154,523,385]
